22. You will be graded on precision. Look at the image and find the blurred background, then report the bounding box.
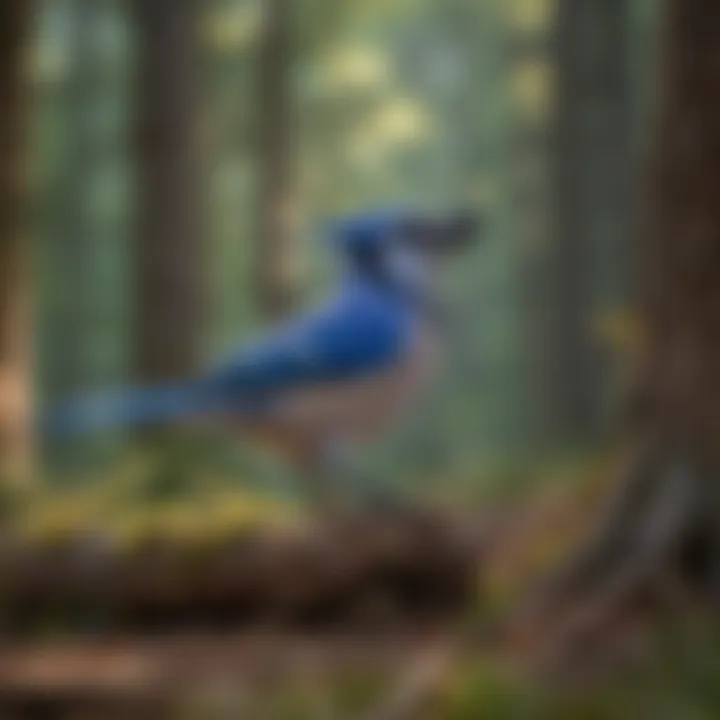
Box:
[29,0,657,489]
[7,0,715,718]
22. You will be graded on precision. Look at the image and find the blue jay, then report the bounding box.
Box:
[45,208,479,507]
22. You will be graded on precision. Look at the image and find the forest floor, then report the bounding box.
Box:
[0,482,598,719]
[1,469,717,718]
[0,628,458,718]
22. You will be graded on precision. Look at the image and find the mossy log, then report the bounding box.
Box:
[0,512,480,634]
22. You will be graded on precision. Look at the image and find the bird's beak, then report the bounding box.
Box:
[399,211,482,257]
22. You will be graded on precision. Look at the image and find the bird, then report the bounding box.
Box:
[44,208,479,508]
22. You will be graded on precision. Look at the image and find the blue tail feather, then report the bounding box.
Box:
[42,383,215,439]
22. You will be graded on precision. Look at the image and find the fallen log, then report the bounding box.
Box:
[0,511,481,635]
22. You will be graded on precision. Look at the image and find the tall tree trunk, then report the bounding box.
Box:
[514,0,720,658]
[513,15,556,450]
[0,1,34,480]
[257,0,296,320]
[554,0,632,441]
[48,0,101,399]
[550,0,599,441]
[522,0,631,448]
[132,0,204,383]
[40,0,104,470]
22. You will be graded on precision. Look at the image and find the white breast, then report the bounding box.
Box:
[272,322,440,445]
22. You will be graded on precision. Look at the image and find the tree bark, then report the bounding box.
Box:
[636,0,720,451]
[513,0,720,659]
[132,0,204,383]
[256,0,296,320]
[0,0,34,480]
[522,0,632,448]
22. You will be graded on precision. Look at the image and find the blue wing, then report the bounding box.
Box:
[206,281,413,403]
[43,280,414,437]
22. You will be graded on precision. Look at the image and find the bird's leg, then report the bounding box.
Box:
[295,441,349,515]
[311,441,417,517]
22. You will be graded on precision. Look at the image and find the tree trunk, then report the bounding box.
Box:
[132,0,204,383]
[256,0,296,320]
[513,15,555,450]
[513,0,720,659]
[552,0,600,441]
[557,0,633,433]
[46,0,102,400]
[0,1,34,480]
[39,0,107,471]
[522,0,631,449]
